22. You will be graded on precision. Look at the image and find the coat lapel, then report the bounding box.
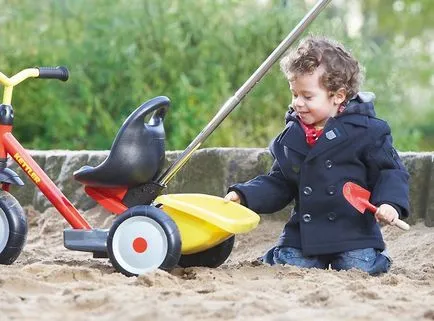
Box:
[279,121,310,156]
[305,118,348,162]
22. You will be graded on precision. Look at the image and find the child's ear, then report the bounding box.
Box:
[334,88,347,105]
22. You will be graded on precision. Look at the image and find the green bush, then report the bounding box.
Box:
[0,0,431,151]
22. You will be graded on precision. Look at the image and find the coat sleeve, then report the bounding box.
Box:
[228,154,297,214]
[366,120,410,218]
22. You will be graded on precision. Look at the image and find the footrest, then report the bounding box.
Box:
[64,228,109,253]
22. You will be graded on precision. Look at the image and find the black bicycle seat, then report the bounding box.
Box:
[73,96,170,187]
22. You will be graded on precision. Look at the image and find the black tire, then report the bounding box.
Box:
[107,205,181,277]
[178,235,235,268]
[0,190,27,265]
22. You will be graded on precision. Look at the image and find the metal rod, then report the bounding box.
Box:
[158,0,332,186]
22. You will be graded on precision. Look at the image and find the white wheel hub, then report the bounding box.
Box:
[0,209,10,253]
[111,216,168,275]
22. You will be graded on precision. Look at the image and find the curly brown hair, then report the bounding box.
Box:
[280,36,363,101]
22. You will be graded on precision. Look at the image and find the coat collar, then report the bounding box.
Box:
[336,108,370,128]
[280,114,349,161]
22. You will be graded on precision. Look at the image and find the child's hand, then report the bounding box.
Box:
[375,204,399,225]
[224,191,241,204]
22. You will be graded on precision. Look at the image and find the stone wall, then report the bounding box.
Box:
[6,148,434,226]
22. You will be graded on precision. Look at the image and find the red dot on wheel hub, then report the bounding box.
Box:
[132,237,148,253]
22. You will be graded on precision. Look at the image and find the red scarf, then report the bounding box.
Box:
[299,120,324,146]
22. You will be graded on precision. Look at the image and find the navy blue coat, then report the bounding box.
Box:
[229,93,410,256]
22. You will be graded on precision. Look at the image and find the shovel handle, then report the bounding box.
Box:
[393,218,410,231]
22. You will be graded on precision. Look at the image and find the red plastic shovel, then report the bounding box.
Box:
[343,182,410,231]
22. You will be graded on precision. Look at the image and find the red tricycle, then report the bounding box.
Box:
[0,67,259,276]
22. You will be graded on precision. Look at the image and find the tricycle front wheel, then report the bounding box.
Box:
[0,190,27,265]
[178,235,235,268]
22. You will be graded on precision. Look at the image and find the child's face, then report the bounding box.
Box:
[289,66,345,128]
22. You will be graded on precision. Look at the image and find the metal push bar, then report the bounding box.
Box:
[158,0,332,186]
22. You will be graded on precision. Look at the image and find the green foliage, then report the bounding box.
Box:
[0,0,432,151]
[359,0,434,150]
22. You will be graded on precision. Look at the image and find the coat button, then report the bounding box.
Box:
[327,212,337,221]
[303,186,313,196]
[325,160,333,169]
[302,214,312,223]
[326,185,336,195]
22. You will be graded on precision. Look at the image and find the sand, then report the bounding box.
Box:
[1,207,433,321]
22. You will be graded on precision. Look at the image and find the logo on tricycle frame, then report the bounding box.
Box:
[13,152,41,184]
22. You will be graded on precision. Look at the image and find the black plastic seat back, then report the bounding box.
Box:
[73,96,170,187]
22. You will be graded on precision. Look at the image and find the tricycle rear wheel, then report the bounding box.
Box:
[178,235,235,268]
[0,190,27,265]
